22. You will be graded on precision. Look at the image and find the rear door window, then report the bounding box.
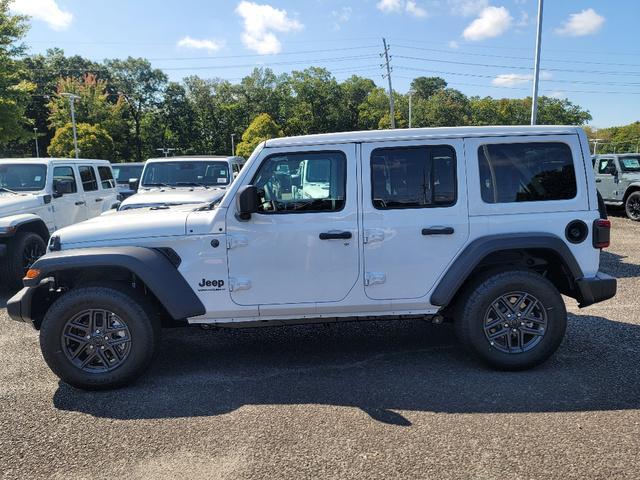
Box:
[53,166,78,193]
[97,166,115,189]
[78,166,98,192]
[370,145,456,209]
[478,142,577,203]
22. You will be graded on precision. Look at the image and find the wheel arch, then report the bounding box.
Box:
[23,246,205,327]
[0,215,50,242]
[431,233,584,308]
[622,183,640,203]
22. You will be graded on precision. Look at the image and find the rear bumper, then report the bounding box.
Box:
[6,286,36,329]
[576,272,617,308]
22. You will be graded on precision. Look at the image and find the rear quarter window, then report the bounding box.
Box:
[478,142,577,204]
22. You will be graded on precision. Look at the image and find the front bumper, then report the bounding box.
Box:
[6,286,36,328]
[576,272,617,308]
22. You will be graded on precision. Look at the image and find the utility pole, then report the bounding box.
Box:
[231,133,236,156]
[408,89,416,128]
[33,127,39,158]
[591,139,603,155]
[156,148,176,158]
[530,0,544,125]
[381,38,395,129]
[61,93,80,158]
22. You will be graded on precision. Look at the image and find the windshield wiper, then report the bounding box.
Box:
[0,187,19,194]
[175,182,211,189]
[143,183,175,189]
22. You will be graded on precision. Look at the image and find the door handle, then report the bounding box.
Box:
[422,227,454,235]
[319,231,352,240]
[95,197,103,202]
[75,201,86,206]
[595,179,602,183]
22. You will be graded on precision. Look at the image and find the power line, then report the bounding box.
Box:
[147,45,379,61]
[394,55,640,77]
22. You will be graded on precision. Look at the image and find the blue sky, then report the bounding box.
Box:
[11,0,640,127]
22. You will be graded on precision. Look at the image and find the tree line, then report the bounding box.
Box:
[1,2,597,162]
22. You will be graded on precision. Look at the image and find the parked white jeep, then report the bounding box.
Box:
[118,156,243,210]
[8,127,616,390]
[0,158,118,289]
[592,153,640,220]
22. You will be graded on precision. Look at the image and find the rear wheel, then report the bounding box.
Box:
[624,191,640,221]
[455,270,567,370]
[1,231,46,290]
[39,285,160,390]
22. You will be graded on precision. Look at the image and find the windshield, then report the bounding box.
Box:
[141,161,230,187]
[112,164,143,184]
[619,156,640,172]
[0,164,47,192]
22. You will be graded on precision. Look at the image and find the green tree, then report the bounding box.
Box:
[47,122,114,159]
[410,77,447,100]
[341,76,376,130]
[0,0,34,147]
[358,87,390,130]
[236,113,283,158]
[415,88,471,127]
[104,57,168,161]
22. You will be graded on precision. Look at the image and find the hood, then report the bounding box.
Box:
[0,192,44,216]
[54,204,198,248]
[119,187,225,210]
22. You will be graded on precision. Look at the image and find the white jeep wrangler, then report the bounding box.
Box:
[0,158,118,289]
[7,126,616,390]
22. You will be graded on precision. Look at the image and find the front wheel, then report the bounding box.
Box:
[39,285,160,390]
[455,270,567,370]
[2,231,46,290]
[624,191,640,221]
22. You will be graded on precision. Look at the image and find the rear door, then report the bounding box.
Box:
[96,164,118,209]
[51,165,88,228]
[595,157,618,200]
[78,165,102,217]
[361,139,469,301]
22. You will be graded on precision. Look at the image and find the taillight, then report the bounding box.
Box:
[593,219,611,249]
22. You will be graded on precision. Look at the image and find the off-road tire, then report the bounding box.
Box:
[455,270,567,370]
[624,191,640,221]
[39,285,161,390]
[1,231,46,291]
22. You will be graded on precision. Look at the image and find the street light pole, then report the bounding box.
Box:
[33,127,39,158]
[408,89,416,128]
[231,134,236,156]
[530,0,544,125]
[61,93,80,158]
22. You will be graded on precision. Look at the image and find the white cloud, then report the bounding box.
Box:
[177,36,224,53]
[377,0,427,18]
[492,71,551,87]
[331,6,352,30]
[235,1,303,55]
[447,0,489,17]
[405,1,428,18]
[463,6,512,41]
[10,0,72,31]
[377,0,403,13]
[555,8,604,37]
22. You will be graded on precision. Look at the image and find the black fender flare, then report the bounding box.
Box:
[430,233,584,307]
[25,246,205,320]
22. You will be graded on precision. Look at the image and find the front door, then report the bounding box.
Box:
[51,165,88,229]
[361,139,469,301]
[226,145,359,308]
[595,157,620,201]
[78,165,103,217]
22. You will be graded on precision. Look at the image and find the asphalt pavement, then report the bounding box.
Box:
[1,215,639,479]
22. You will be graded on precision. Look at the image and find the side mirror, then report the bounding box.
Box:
[111,201,121,210]
[129,178,140,191]
[236,185,259,221]
[53,179,74,197]
[605,164,618,175]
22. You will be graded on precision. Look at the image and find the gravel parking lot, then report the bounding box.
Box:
[1,215,639,480]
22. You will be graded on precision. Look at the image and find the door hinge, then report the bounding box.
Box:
[363,228,385,245]
[227,234,248,250]
[229,277,251,292]
[364,272,386,286]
